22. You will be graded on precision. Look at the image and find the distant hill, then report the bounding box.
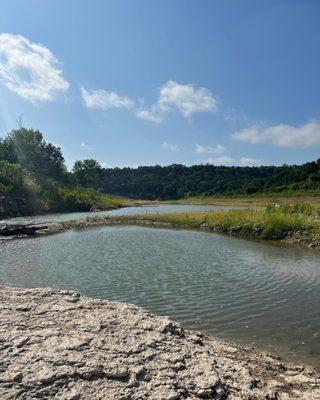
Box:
[2,128,320,219]
[91,161,320,200]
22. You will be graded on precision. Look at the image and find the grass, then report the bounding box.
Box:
[28,200,320,250]
[57,188,125,211]
[114,206,320,247]
[169,194,320,208]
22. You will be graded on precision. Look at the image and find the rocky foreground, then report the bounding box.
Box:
[0,287,319,400]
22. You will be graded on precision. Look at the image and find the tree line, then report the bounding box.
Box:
[74,158,320,200]
[1,127,320,217]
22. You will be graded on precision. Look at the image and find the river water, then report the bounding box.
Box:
[0,205,319,366]
[1,204,243,225]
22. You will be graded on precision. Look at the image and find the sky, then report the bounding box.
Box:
[0,0,320,169]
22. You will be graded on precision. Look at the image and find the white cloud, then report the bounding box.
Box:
[137,80,218,122]
[232,120,320,148]
[0,33,69,103]
[80,142,92,151]
[239,157,261,167]
[205,156,235,166]
[202,155,262,167]
[162,141,179,152]
[136,109,162,123]
[81,87,135,109]
[196,143,226,154]
[158,80,219,117]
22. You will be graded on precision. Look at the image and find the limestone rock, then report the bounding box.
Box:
[0,286,319,399]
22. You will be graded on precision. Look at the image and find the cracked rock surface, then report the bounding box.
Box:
[0,286,319,399]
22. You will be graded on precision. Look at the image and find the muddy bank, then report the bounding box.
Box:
[0,286,319,399]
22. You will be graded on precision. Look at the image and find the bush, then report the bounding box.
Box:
[0,161,28,217]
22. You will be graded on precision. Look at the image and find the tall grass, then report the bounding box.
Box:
[119,207,320,241]
[173,195,320,209]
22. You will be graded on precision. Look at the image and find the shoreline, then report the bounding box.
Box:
[1,213,320,252]
[0,285,319,399]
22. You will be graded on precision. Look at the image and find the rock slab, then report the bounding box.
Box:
[0,286,319,399]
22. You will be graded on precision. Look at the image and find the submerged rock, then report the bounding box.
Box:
[0,286,319,399]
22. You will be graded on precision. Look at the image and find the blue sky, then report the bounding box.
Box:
[0,0,320,169]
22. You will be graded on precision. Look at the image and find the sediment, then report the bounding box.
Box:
[0,286,319,399]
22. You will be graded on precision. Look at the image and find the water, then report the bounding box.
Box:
[1,224,319,366]
[1,204,245,225]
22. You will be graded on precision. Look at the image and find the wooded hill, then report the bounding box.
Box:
[1,127,320,218]
[75,159,320,200]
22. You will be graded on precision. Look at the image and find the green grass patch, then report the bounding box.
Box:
[57,187,123,212]
[118,207,320,242]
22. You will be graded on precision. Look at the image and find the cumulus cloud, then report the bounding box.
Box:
[162,141,179,152]
[232,121,320,148]
[239,157,261,167]
[196,143,226,154]
[137,80,218,122]
[158,80,219,116]
[0,33,69,103]
[81,87,135,109]
[136,109,162,123]
[205,156,235,166]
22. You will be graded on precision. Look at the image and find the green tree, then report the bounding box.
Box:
[0,138,17,163]
[0,160,27,217]
[72,159,103,189]
[2,128,66,181]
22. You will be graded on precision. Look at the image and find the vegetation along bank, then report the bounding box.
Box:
[2,204,320,251]
[2,127,320,219]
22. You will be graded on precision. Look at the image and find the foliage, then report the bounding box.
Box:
[72,159,103,189]
[2,126,320,218]
[71,160,320,200]
[0,128,123,218]
[57,187,122,212]
[0,160,27,217]
[1,129,66,181]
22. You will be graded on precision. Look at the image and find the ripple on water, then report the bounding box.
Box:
[0,225,320,366]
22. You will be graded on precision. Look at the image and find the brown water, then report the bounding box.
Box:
[0,224,319,367]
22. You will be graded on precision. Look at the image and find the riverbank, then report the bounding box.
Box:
[0,286,319,399]
[170,194,320,208]
[115,207,320,249]
[3,206,320,251]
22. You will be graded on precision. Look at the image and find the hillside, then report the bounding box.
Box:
[98,162,320,199]
[0,128,123,218]
[1,127,320,219]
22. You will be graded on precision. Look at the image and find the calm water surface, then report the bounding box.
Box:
[1,204,245,225]
[1,224,319,366]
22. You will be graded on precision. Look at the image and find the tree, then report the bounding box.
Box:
[72,159,103,189]
[2,128,66,181]
[0,138,17,163]
[0,160,26,217]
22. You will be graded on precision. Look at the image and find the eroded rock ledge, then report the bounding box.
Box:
[0,286,319,400]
